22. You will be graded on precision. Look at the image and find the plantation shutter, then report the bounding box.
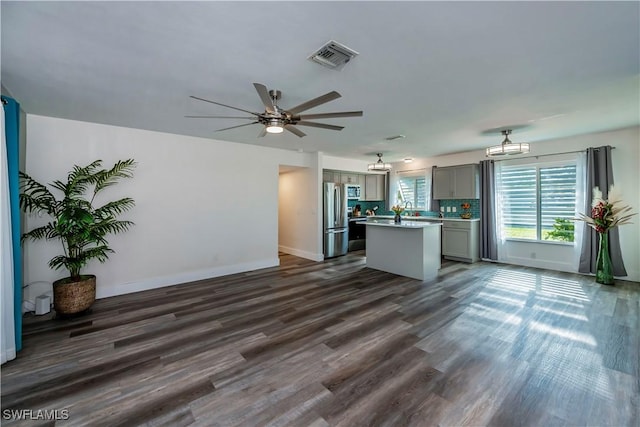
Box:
[500,166,537,239]
[398,175,428,209]
[540,164,577,234]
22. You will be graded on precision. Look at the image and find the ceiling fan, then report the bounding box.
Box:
[186,83,363,137]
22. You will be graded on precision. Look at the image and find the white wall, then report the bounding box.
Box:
[278,165,323,261]
[24,114,313,299]
[392,126,640,282]
[322,155,372,174]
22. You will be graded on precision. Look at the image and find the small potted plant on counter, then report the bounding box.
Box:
[391,205,405,223]
[19,159,136,316]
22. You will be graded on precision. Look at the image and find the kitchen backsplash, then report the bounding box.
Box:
[348,200,384,214]
[348,199,480,218]
[438,199,480,219]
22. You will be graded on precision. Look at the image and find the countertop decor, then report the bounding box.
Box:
[391,205,404,224]
[460,203,472,219]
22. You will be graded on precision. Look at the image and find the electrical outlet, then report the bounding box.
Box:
[446,207,451,212]
[440,206,445,212]
[452,207,457,212]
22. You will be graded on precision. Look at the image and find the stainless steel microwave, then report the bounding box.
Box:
[346,184,361,200]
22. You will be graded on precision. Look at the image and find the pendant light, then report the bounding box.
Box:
[486,129,530,157]
[368,153,392,171]
[266,118,284,134]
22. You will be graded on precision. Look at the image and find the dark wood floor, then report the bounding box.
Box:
[2,252,638,426]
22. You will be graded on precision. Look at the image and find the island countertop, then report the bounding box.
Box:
[369,216,480,223]
[365,220,442,229]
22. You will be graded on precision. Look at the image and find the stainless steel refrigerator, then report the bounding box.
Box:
[323,182,349,258]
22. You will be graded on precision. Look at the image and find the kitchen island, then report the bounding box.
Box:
[365,220,442,281]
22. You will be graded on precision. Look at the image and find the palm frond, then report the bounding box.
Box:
[94,198,135,218]
[21,223,56,243]
[65,160,103,198]
[18,172,57,215]
[77,246,113,264]
[94,159,136,195]
[91,220,135,236]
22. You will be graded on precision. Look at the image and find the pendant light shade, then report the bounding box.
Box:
[368,153,392,171]
[266,118,284,134]
[486,129,530,157]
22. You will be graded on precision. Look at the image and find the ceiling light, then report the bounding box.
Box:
[266,119,284,134]
[368,153,392,171]
[486,129,530,157]
[403,158,413,163]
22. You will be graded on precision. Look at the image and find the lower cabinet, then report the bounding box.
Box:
[442,220,479,263]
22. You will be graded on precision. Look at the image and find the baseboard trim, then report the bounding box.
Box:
[500,256,575,273]
[96,258,280,299]
[278,245,324,262]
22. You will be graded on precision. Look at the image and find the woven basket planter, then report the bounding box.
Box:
[53,275,96,315]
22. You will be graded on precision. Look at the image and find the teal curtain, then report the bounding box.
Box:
[2,95,22,351]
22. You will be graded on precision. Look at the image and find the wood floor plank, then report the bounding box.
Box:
[2,252,638,426]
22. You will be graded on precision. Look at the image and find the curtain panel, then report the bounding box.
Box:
[578,146,627,276]
[479,160,497,260]
[1,95,21,363]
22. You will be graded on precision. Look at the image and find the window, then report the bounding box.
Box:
[396,171,429,210]
[498,162,577,242]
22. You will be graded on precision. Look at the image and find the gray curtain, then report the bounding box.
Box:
[480,160,498,260]
[578,146,627,276]
[430,166,439,213]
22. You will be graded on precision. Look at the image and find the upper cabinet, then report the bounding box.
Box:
[340,173,359,184]
[433,164,479,199]
[322,169,385,201]
[364,174,385,201]
[323,170,341,183]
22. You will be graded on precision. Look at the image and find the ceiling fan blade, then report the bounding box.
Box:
[185,115,256,119]
[253,83,275,114]
[295,121,344,131]
[257,127,267,138]
[190,95,260,116]
[284,125,306,138]
[287,91,341,115]
[214,121,260,132]
[296,111,363,120]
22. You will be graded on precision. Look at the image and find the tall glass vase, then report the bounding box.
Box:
[595,231,614,285]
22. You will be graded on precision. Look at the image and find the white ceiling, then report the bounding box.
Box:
[2,1,639,162]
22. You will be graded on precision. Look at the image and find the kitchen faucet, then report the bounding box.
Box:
[404,201,413,216]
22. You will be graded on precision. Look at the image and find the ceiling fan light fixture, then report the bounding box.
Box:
[486,129,530,157]
[368,153,392,171]
[266,119,284,134]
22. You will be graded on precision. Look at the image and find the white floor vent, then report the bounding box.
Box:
[308,40,359,70]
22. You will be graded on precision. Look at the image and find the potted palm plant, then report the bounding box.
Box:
[19,159,136,315]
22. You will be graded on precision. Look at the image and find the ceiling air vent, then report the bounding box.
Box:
[308,40,359,70]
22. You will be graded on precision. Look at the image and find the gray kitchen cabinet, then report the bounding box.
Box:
[364,174,385,201]
[441,220,479,263]
[323,170,341,183]
[340,173,359,184]
[433,164,479,199]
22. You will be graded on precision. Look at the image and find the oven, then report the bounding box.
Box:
[348,217,367,251]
